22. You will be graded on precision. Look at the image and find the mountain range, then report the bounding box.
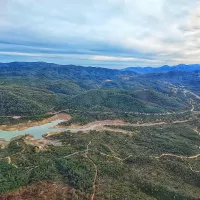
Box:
[1,62,200,200]
[0,61,197,115]
[122,64,200,74]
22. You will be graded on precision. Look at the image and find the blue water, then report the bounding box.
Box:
[0,120,97,141]
[0,120,65,141]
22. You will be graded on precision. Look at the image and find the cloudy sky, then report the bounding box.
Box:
[1,0,200,68]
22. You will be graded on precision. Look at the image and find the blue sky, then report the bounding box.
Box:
[1,0,200,68]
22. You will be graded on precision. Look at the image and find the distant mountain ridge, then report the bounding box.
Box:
[0,61,192,115]
[1,62,200,74]
[122,64,200,74]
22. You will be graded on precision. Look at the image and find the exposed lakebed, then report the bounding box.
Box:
[0,120,105,141]
[0,117,126,141]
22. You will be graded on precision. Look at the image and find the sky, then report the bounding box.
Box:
[1,0,200,69]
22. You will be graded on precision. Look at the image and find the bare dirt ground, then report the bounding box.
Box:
[54,119,192,136]
[0,139,9,149]
[0,181,90,200]
[160,153,200,159]
[194,128,200,136]
[57,120,125,129]
[23,135,62,149]
[55,120,134,135]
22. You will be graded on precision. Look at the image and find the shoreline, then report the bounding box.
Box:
[0,113,71,131]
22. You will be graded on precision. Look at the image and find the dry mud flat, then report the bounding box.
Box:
[45,120,129,137]
[55,120,126,131]
[56,120,125,129]
[54,119,191,135]
[0,138,9,149]
[0,113,71,131]
[24,135,62,149]
[54,120,135,135]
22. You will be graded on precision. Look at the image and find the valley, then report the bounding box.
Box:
[2,0,200,199]
[0,62,200,200]
[0,113,200,200]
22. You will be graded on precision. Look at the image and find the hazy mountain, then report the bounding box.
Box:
[123,64,200,74]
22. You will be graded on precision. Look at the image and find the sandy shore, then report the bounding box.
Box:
[0,113,71,131]
[24,135,62,149]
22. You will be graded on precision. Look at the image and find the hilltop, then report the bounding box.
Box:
[0,62,194,115]
[123,64,200,74]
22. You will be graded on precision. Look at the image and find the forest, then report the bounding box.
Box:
[0,118,200,199]
[0,62,195,116]
[0,62,200,199]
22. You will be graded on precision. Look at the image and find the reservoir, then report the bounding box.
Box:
[0,118,125,141]
[0,120,65,141]
[0,120,98,141]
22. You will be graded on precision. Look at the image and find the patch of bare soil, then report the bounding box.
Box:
[23,135,61,150]
[194,128,200,136]
[57,120,125,129]
[160,153,200,159]
[0,139,9,149]
[43,131,63,138]
[54,113,72,121]
[55,119,191,135]
[0,181,90,200]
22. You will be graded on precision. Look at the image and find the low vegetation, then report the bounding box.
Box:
[0,118,200,199]
[0,62,200,199]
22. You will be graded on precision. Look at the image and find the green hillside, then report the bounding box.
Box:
[0,62,198,116]
[65,89,188,113]
[0,86,64,116]
[1,119,200,199]
[0,62,200,200]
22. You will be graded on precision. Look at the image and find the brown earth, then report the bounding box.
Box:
[43,131,63,138]
[0,181,90,200]
[56,120,126,129]
[23,135,62,150]
[54,119,190,135]
[0,139,9,149]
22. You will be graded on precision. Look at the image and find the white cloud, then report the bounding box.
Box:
[0,0,200,67]
[91,55,160,63]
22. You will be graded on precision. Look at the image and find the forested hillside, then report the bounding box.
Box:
[1,117,200,199]
[123,64,200,74]
[0,62,197,116]
[0,62,200,200]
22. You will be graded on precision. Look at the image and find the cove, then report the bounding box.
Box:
[0,120,98,141]
[0,120,65,141]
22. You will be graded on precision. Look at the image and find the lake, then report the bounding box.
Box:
[0,120,97,141]
[0,120,66,141]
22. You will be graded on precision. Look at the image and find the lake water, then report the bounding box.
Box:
[0,120,66,141]
[0,120,97,141]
